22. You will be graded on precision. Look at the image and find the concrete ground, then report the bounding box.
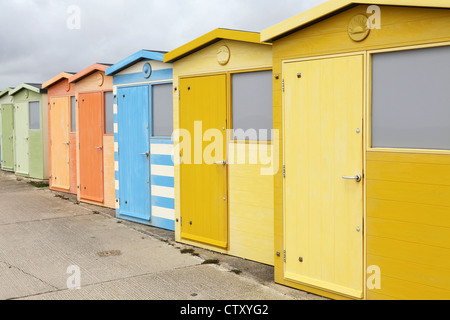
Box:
[0,170,324,300]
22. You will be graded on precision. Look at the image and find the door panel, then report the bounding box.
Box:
[79,92,104,203]
[117,86,151,221]
[179,75,228,249]
[50,97,70,190]
[1,104,14,171]
[14,103,29,175]
[283,55,364,298]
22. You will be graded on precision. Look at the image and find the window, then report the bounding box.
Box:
[29,101,40,130]
[372,45,450,150]
[104,92,114,135]
[152,83,173,137]
[232,70,273,141]
[71,96,76,132]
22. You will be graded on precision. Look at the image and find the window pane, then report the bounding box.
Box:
[372,45,450,150]
[29,101,40,130]
[232,70,273,141]
[71,96,76,132]
[152,83,173,137]
[105,92,114,134]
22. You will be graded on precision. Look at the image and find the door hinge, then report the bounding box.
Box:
[283,165,286,178]
[282,79,285,92]
[283,250,286,263]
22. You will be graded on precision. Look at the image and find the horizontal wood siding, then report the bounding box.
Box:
[366,151,450,300]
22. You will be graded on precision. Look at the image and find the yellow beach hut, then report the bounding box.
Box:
[261,0,450,300]
[164,28,276,265]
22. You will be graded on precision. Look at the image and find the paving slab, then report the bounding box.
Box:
[0,170,323,301]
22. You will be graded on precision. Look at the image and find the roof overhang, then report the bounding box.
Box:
[42,72,75,89]
[105,50,167,76]
[164,28,271,63]
[9,83,46,96]
[0,88,13,98]
[68,63,111,84]
[261,0,450,42]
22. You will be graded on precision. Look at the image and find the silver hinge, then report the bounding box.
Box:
[283,165,286,178]
[283,250,286,262]
[282,79,285,92]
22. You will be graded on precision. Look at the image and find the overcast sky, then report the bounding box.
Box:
[0,0,326,90]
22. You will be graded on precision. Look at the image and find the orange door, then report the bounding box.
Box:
[50,97,71,190]
[79,92,104,203]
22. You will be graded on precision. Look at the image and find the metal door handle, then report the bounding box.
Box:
[342,174,362,182]
[140,152,149,157]
[63,142,70,145]
[95,146,103,150]
[213,160,226,165]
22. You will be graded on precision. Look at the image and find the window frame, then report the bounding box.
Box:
[368,42,450,155]
[150,81,174,139]
[230,68,273,144]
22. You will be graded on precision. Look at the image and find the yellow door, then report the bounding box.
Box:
[179,75,228,249]
[283,55,364,299]
[50,97,70,190]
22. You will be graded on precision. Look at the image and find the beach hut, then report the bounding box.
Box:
[164,29,275,265]
[42,72,77,194]
[0,88,14,171]
[8,84,48,180]
[261,0,450,300]
[105,50,175,230]
[68,64,115,208]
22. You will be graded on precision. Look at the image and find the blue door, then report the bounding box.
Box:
[117,86,151,221]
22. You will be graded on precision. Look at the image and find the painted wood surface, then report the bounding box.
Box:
[72,66,114,208]
[366,151,450,300]
[50,97,70,190]
[14,102,29,176]
[117,85,151,221]
[1,104,14,171]
[45,74,77,194]
[78,92,104,203]
[171,36,274,264]
[283,55,364,299]
[110,54,175,230]
[179,75,228,249]
[228,142,274,265]
[149,140,175,231]
[270,4,450,299]
[8,87,48,180]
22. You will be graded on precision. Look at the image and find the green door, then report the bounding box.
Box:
[14,103,29,176]
[1,104,14,171]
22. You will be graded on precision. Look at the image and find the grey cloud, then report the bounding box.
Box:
[0,0,326,89]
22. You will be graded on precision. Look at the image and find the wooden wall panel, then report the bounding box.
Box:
[366,151,450,300]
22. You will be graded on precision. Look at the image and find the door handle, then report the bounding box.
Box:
[342,174,362,182]
[213,160,226,165]
[140,152,149,157]
[63,142,70,146]
[95,146,103,150]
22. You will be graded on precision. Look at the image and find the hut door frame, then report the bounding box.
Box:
[282,53,365,299]
[50,97,71,190]
[78,92,105,203]
[14,102,29,176]
[117,85,152,222]
[179,74,229,249]
[1,104,15,171]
